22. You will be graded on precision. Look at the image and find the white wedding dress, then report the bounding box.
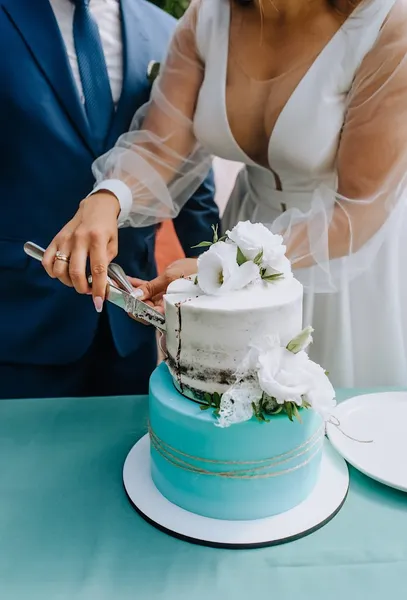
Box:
[93,0,407,388]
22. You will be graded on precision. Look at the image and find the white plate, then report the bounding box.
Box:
[327,392,407,492]
[123,436,349,549]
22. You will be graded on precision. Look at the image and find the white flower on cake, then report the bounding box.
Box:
[257,347,310,406]
[226,221,292,278]
[197,241,259,295]
[257,346,335,415]
[193,221,293,295]
[216,328,335,428]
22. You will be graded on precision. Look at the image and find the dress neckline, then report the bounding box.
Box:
[221,0,367,170]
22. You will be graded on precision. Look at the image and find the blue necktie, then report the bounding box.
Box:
[72,0,114,152]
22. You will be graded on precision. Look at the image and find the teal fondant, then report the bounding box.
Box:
[149,363,324,521]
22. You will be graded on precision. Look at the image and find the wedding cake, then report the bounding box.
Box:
[149,222,335,521]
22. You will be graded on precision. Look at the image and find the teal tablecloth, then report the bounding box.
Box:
[0,390,406,600]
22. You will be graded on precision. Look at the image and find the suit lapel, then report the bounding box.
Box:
[3,0,95,156]
[107,0,151,148]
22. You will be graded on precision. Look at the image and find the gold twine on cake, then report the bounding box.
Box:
[148,424,325,479]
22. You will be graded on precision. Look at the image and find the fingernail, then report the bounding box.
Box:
[132,289,144,299]
[93,296,103,313]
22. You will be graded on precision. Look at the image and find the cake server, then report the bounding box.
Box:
[23,241,166,332]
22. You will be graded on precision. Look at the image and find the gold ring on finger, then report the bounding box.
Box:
[54,251,70,264]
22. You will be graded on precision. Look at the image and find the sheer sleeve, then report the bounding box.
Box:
[271,7,407,292]
[92,1,212,228]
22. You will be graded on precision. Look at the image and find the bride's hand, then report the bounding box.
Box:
[42,192,120,312]
[128,257,198,314]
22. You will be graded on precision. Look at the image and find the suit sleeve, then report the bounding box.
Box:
[173,167,221,257]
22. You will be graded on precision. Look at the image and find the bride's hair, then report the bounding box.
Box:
[234,0,363,15]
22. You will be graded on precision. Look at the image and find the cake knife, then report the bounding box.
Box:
[23,241,166,332]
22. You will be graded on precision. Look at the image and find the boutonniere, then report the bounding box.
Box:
[147,61,161,84]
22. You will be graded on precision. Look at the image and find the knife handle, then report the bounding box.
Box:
[25,242,117,287]
[24,242,94,286]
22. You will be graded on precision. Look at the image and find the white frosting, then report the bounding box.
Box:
[164,276,303,397]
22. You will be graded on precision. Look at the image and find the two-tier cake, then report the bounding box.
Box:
[124,221,348,546]
[149,222,335,520]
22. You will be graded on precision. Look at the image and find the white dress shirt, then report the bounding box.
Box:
[50,0,132,222]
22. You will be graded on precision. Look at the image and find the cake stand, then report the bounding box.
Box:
[123,436,349,549]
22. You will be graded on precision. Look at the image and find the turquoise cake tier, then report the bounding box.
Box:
[149,363,324,521]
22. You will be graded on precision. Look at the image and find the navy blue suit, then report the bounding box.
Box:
[0,0,219,398]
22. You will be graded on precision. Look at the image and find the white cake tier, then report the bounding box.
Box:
[164,276,303,399]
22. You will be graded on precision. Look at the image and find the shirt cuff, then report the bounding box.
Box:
[89,179,132,227]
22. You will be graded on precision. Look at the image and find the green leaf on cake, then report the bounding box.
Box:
[285,402,294,422]
[200,391,222,416]
[191,241,213,248]
[292,404,302,423]
[281,401,305,423]
[213,392,221,415]
[302,398,312,410]
[200,392,212,411]
[236,247,248,266]
[204,392,213,407]
[253,249,264,266]
[212,392,221,406]
[251,400,270,423]
[266,405,283,415]
[261,272,284,282]
[191,224,227,249]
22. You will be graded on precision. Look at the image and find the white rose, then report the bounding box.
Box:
[227,221,280,261]
[256,346,336,416]
[257,347,310,406]
[197,241,259,295]
[261,234,292,277]
[262,253,292,278]
[226,221,292,277]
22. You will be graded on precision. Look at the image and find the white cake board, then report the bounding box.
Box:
[123,435,349,549]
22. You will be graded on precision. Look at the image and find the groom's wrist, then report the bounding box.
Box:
[88,179,132,227]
